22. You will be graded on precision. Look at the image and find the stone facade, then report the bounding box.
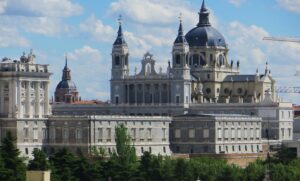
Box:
[170,114,262,154]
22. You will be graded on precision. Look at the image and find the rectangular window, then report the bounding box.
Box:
[217,128,222,139]
[256,128,260,139]
[288,128,291,137]
[131,128,136,141]
[175,129,181,139]
[250,128,254,139]
[244,128,247,140]
[42,128,47,140]
[224,128,229,139]
[203,129,209,138]
[162,128,166,141]
[107,128,111,141]
[33,128,38,142]
[98,128,103,142]
[63,128,68,140]
[147,128,152,141]
[189,129,195,138]
[176,96,180,104]
[231,128,235,140]
[281,128,284,138]
[237,128,241,139]
[139,128,144,141]
[24,128,29,139]
[76,129,82,140]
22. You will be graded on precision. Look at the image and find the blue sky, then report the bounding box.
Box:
[0,0,300,103]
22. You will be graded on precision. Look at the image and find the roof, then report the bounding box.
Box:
[175,113,256,118]
[56,80,77,89]
[223,75,257,82]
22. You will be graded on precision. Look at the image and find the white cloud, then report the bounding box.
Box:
[0,27,29,47]
[277,0,300,14]
[228,0,246,7]
[66,46,111,100]
[80,15,115,43]
[0,1,7,14]
[1,0,82,17]
[225,21,300,103]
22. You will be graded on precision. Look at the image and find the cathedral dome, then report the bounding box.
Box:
[185,26,226,48]
[56,80,77,90]
[185,0,227,48]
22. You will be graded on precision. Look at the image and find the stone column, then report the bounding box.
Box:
[26,81,31,118]
[44,81,49,116]
[35,82,40,118]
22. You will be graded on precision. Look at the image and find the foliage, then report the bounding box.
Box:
[28,148,50,171]
[0,131,26,181]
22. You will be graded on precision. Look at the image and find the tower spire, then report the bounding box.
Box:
[197,0,211,27]
[65,54,68,68]
[174,13,187,44]
[113,15,127,45]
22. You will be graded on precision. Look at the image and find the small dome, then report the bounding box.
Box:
[56,80,77,90]
[185,26,227,48]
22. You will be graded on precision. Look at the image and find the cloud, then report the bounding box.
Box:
[0,27,30,47]
[0,1,7,14]
[1,0,82,17]
[228,0,246,7]
[79,15,115,43]
[277,0,300,14]
[66,46,111,100]
[225,21,300,102]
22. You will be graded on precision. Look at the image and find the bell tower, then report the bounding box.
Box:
[111,16,129,105]
[111,16,129,80]
[171,16,191,106]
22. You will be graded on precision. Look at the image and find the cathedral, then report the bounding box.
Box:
[110,0,275,107]
[0,0,294,158]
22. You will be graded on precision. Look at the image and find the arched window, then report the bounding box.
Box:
[115,56,120,66]
[200,55,206,66]
[219,54,225,66]
[193,54,199,67]
[175,54,180,65]
[145,63,151,75]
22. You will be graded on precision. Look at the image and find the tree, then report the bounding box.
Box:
[108,124,138,180]
[0,131,26,181]
[28,148,50,171]
[244,160,266,181]
[49,148,77,181]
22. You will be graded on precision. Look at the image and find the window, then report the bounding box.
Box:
[217,128,222,139]
[33,128,38,142]
[219,146,222,152]
[176,96,180,104]
[256,128,260,139]
[63,128,68,140]
[25,148,28,155]
[244,128,247,140]
[24,128,29,139]
[224,128,229,139]
[76,129,82,140]
[163,147,166,153]
[231,128,235,140]
[288,128,291,137]
[139,128,144,141]
[239,145,241,151]
[281,128,284,138]
[175,54,180,65]
[175,129,181,139]
[98,128,103,142]
[149,147,152,153]
[162,128,166,141]
[107,128,111,141]
[42,128,48,140]
[282,111,284,118]
[245,145,248,151]
[115,56,120,66]
[206,88,211,94]
[141,147,144,153]
[237,128,241,139]
[131,128,136,141]
[237,88,243,94]
[189,129,195,138]
[193,54,199,66]
[232,145,235,152]
[115,96,119,105]
[210,54,213,62]
[207,74,210,79]
[147,128,152,141]
[203,129,209,138]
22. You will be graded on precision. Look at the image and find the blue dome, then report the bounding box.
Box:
[185,26,227,48]
[56,80,77,90]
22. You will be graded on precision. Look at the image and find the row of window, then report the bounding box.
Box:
[175,128,210,139]
[219,144,261,153]
[218,128,260,140]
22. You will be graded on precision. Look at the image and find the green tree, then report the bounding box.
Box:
[0,131,26,181]
[50,148,77,181]
[244,160,266,181]
[174,158,193,181]
[28,148,50,171]
[0,151,12,180]
[139,152,164,181]
[108,124,138,180]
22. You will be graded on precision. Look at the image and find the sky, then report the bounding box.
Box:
[0,0,300,103]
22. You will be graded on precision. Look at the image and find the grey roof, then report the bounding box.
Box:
[174,21,187,44]
[56,80,77,90]
[113,24,127,45]
[223,75,257,82]
[175,113,255,118]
